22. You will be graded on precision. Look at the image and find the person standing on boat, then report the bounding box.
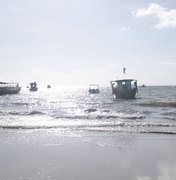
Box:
[123,67,126,74]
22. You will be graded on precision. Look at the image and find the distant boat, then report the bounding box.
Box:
[0,82,21,95]
[29,82,38,91]
[47,85,51,89]
[88,84,100,94]
[110,79,138,99]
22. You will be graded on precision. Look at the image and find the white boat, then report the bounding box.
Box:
[0,82,21,95]
[110,79,138,99]
[88,84,100,94]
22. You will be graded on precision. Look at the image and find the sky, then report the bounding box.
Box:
[0,0,176,87]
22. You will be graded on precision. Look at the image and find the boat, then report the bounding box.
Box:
[88,84,100,94]
[29,82,38,91]
[110,79,138,99]
[47,85,51,89]
[0,82,21,95]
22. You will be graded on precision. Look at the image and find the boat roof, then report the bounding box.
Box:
[111,79,137,83]
[89,84,99,89]
[89,84,99,86]
[0,82,18,84]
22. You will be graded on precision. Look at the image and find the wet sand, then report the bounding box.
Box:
[0,131,176,180]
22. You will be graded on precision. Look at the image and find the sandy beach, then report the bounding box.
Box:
[0,130,176,180]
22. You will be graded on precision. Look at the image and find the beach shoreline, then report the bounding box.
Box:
[0,131,176,180]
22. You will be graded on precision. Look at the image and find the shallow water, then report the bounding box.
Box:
[0,86,176,138]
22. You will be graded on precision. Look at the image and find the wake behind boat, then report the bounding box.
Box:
[0,82,21,95]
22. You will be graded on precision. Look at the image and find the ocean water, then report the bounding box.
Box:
[0,86,176,145]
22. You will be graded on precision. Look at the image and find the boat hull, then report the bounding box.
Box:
[29,88,38,92]
[89,89,100,94]
[113,88,137,99]
[0,87,21,95]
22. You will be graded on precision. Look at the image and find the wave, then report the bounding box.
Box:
[164,117,176,121]
[84,108,98,113]
[135,102,176,108]
[53,114,145,120]
[3,110,45,116]
[0,102,32,107]
[11,102,31,106]
[0,125,54,130]
[28,111,45,115]
[1,108,144,120]
[139,131,176,135]
[51,108,145,120]
[161,111,176,116]
[1,121,175,130]
[82,129,176,135]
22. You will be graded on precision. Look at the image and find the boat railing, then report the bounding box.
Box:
[0,82,19,87]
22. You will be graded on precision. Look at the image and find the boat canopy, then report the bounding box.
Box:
[0,82,10,84]
[110,79,137,91]
[89,84,99,89]
[0,82,19,86]
[110,79,137,83]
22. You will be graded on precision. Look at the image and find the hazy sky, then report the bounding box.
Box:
[1,0,176,87]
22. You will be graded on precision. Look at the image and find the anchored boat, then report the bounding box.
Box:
[29,82,38,91]
[0,82,21,95]
[110,79,138,99]
[88,84,100,94]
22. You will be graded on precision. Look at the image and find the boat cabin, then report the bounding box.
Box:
[29,82,38,91]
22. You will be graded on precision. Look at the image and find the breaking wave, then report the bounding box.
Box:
[0,121,175,131]
[53,113,145,120]
[2,108,145,120]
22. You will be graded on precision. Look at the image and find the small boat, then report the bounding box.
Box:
[110,79,138,99]
[0,82,21,95]
[47,85,51,89]
[88,84,100,94]
[29,82,38,91]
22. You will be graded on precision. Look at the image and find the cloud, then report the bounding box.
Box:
[121,26,131,31]
[134,3,176,29]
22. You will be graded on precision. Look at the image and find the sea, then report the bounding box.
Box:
[0,86,176,146]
